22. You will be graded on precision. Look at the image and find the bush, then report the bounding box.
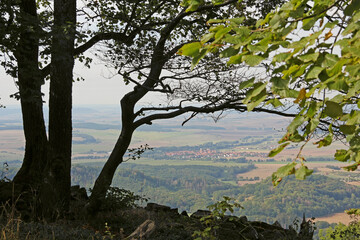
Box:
[101,187,148,211]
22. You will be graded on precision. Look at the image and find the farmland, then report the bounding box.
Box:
[1,105,359,227]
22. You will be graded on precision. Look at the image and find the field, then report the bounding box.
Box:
[315,212,354,225]
[1,105,359,225]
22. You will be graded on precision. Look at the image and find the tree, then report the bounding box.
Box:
[180,0,360,184]
[0,0,113,217]
[0,0,77,217]
[84,0,292,213]
[1,0,286,217]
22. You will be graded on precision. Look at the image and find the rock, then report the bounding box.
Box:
[145,203,171,212]
[239,215,248,224]
[70,185,88,201]
[145,203,178,214]
[180,210,188,216]
[190,209,211,218]
[126,220,155,240]
[272,221,282,228]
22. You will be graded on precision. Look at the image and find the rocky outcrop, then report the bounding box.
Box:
[125,203,314,240]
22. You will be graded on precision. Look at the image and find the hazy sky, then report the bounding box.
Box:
[0,60,164,107]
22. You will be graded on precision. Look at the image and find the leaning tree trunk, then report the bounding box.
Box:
[86,94,136,215]
[40,0,76,218]
[13,0,48,188]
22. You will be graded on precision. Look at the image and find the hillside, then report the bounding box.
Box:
[69,163,360,226]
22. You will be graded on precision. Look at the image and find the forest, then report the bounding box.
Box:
[70,164,360,224]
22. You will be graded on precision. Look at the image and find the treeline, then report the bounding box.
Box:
[232,175,360,225]
[70,163,360,226]
[72,133,99,144]
[73,122,225,132]
[143,138,273,161]
[71,163,255,193]
[4,162,359,227]
[146,141,241,153]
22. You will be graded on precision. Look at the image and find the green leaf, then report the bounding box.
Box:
[307,101,319,118]
[200,32,215,44]
[282,65,300,79]
[272,52,292,63]
[327,79,349,92]
[267,98,283,108]
[183,0,203,12]
[327,59,351,77]
[308,118,320,133]
[227,54,243,65]
[305,66,324,80]
[303,17,319,31]
[335,149,351,162]
[191,48,207,69]
[322,54,340,68]
[239,78,255,89]
[247,89,267,111]
[268,143,290,157]
[343,162,359,171]
[340,125,356,135]
[211,0,224,5]
[228,17,245,25]
[271,77,288,90]
[280,1,295,11]
[315,134,332,148]
[179,42,202,57]
[244,82,267,102]
[272,162,297,186]
[214,27,231,41]
[248,44,268,53]
[207,19,225,24]
[349,136,360,149]
[295,165,313,180]
[220,47,239,58]
[344,0,360,16]
[324,101,343,118]
[287,115,305,133]
[269,13,282,28]
[242,55,265,66]
[298,52,320,63]
[288,131,305,142]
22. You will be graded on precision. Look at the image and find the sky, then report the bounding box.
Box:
[0,59,164,107]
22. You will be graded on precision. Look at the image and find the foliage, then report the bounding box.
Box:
[192,196,243,240]
[236,175,360,224]
[72,164,360,226]
[319,222,360,240]
[126,144,153,162]
[0,162,10,183]
[100,187,148,211]
[180,0,360,183]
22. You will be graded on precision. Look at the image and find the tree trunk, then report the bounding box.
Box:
[13,0,48,188]
[40,0,76,218]
[87,95,135,214]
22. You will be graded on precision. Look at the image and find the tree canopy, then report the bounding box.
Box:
[0,0,286,216]
[180,0,360,184]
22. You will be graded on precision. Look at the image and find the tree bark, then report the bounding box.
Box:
[40,0,76,218]
[87,94,135,214]
[13,0,48,188]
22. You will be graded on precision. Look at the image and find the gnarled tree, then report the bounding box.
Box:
[85,0,289,213]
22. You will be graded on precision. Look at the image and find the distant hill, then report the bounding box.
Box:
[69,163,360,226]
